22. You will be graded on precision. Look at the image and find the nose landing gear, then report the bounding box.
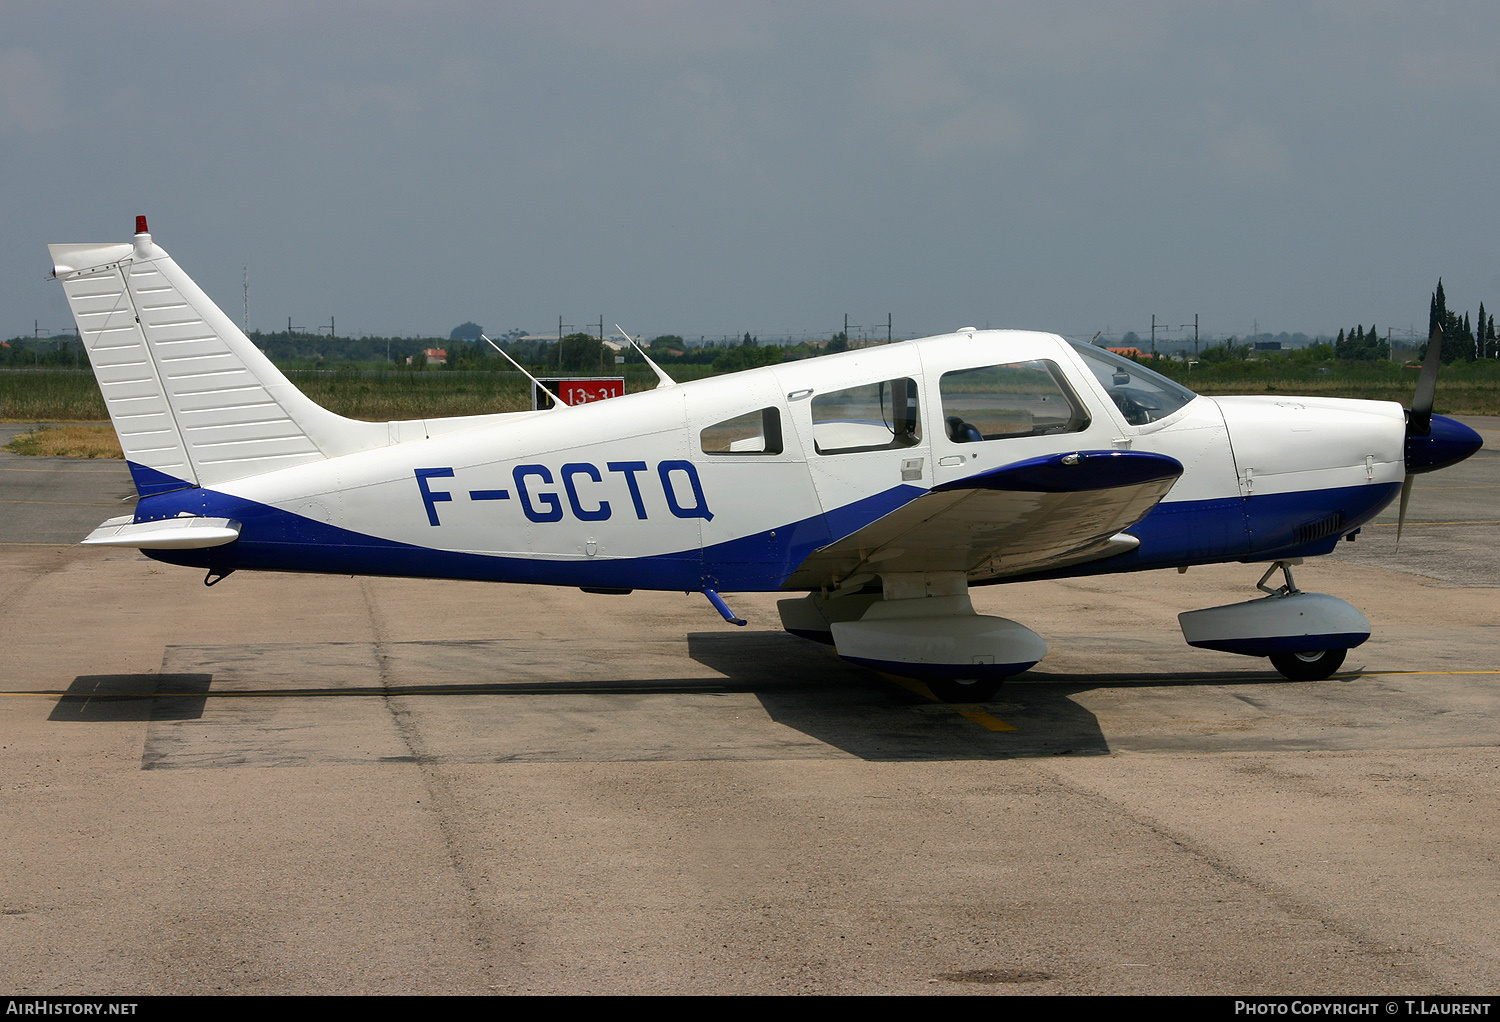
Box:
[1179,560,1369,681]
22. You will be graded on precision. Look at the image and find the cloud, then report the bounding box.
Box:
[1213,121,1291,185]
[0,49,64,133]
[859,48,1027,157]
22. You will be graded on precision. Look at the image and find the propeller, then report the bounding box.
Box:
[1397,326,1443,544]
[1398,325,1484,545]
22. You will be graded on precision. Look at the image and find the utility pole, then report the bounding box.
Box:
[1151,314,1157,356]
[1180,316,1199,357]
[557,317,574,368]
[888,313,892,344]
[243,265,249,333]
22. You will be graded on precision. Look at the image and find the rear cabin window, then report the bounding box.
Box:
[811,378,921,455]
[700,407,784,455]
[939,361,1089,442]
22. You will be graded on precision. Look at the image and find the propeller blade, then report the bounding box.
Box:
[1410,325,1443,434]
[1396,472,1415,549]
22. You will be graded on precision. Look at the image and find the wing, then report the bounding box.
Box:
[784,450,1182,589]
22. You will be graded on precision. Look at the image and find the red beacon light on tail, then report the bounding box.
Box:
[135,215,148,235]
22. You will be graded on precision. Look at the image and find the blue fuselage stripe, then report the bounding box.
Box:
[129,462,1400,591]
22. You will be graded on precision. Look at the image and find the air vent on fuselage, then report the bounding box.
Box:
[1294,511,1345,545]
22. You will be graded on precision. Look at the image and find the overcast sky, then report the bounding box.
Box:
[5,2,1500,345]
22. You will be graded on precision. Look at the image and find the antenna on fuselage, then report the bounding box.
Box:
[480,334,568,410]
[616,325,676,388]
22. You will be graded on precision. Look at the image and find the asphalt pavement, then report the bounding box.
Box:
[0,418,1495,995]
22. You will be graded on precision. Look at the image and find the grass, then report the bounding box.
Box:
[6,424,123,458]
[0,371,108,421]
[1186,377,1500,416]
[3,360,1495,460]
[287,370,537,417]
[1171,358,1500,415]
[0,367,681,423]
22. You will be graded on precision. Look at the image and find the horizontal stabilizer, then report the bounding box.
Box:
[82,514,241,550]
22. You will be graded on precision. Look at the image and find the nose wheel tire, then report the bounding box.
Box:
[1269,648,1347,681]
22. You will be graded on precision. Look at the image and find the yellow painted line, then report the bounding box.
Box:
[1360,669,1500,676]
[0,542,86,547]
[3,670,1496,702]
[958,709,1017,731]
[1,684,739,698]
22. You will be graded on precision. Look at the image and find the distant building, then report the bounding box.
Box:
[422,348,448,364]
[1107,347,1146,359]
[1254,341,1282,351]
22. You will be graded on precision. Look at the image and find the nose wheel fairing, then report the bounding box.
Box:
[1180,560,1370,680]
[1179,591,1370,657]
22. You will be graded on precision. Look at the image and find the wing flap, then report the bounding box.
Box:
[786,450,1181,588]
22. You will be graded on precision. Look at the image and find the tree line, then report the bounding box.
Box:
[11,278,1498,371]
[1428,280,1495,362]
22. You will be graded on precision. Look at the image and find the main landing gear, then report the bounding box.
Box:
[1178,560,1370,681]
[777,573,1045,703]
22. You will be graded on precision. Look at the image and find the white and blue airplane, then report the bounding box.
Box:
[49,219,1482,701]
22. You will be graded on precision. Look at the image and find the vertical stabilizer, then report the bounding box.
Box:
[49,221,387,494]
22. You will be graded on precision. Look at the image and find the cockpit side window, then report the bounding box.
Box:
[1068,341,1196,426]
[700,407,784,455]
[938,361,1089,443]
[810,378,921,455]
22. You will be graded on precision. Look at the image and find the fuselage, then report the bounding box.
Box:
[135,330,1411,592]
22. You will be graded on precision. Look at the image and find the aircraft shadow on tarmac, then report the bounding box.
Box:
[48,633,1340,765]
[50,674,212,723]
[685,632,1335,761]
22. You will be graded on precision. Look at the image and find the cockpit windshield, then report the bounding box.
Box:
[1067,340,1197,426]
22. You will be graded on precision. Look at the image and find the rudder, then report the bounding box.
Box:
[49,218,387,495]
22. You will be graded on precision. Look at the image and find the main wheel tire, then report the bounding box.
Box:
[1269,648,1347,681]
[925,677,1004,703]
